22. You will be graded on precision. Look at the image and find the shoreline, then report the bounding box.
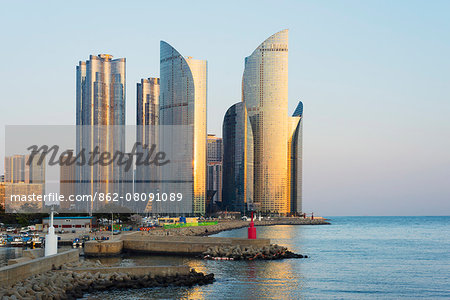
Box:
[134,217,330,237]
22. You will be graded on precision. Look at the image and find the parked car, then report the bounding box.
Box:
[6,227,14,233]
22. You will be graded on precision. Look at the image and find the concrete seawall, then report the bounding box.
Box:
[84,236,270,257]
[0,249,80,287]
[84,239,123,256]
[69,265,190,277]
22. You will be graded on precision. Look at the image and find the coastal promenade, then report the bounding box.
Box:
[139,217,330,237]
[83,217,328,257]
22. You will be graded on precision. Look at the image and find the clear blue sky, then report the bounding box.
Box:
[1,0,449,215]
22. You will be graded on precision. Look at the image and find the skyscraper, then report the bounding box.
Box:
[159,41,207,215]
[76,54,126,212]
[59,150,76,211]
[242,29,290,214]
[222,102,254,213]
[4,154,45,187]
[136,78,160,213]
[5,155,24,183]
[0,182,5,210]
[289,101,303,214]
[207,134,223,209]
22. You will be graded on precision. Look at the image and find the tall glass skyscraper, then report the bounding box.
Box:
[222,102,254,213]
[289,101,303,214]
[76,54,126,212]
[136,77,160,213]
[242,29,290,214]
[207,134,223,209]
[159,42,207,215]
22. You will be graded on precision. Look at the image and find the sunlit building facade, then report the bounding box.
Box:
[5,155,24,183]
[76,54,126,212]
[0,182,5,210]
[222,102,254,213]
[242,29,290,214]
[4,154,45,196]
[159,41,207,215]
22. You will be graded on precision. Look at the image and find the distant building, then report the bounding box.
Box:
[4,182,43,213]
[4,154,45,194]
[207,134,222,163]
[42,216,95,233]
[0,182,5,210]
[222,102,254,213]
[5,155,24,183]
[59,151,76,211]
[207,134,223,209]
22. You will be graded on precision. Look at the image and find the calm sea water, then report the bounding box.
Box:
[2,217,449,299]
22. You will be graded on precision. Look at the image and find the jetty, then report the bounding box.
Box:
[84,233,271,257]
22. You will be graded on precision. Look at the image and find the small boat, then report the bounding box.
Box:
[31,235,43,248]
[72,238,83,248]
[0,235,7,247]
[10,236,25,247]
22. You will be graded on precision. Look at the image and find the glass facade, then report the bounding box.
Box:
[136,78,160,213]
[243,29,289,214]
[207,134,223,206]
[76,54,126,212]
[222,102,254,213]
[159,42,207,215]
[290,101,303,214]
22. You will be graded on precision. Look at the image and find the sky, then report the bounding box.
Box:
[0,0,449,216]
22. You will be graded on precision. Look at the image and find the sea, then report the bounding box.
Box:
[1,216,449,299]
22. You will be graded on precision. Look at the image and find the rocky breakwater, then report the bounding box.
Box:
[0,260,214,300]
[202,244,307,261]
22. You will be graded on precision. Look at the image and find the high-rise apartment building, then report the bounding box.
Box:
[0,182,5,210]
[76,54,126,212]
[159,41,207,215]
[222,102,254,213]
[136,78,160,213]
[221,29,303,215]
[59,151,76,211]
[5,155,24,183]
[4,155,45,191]
[242,29,290,214]
[207,134,223,208]
[290,101,303,214]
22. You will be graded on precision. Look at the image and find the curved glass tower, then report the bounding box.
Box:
[289,101,303,214]
[242,30,289,214]
[159,41,207,215]
[222,102,253,213]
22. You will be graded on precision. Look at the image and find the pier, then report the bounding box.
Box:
[84,233,271,257]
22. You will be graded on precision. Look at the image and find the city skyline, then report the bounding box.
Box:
[1,0,449,216]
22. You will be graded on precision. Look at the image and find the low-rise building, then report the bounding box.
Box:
[42,216,96,233]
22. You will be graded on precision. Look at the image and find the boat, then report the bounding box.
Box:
[10,236,25,247]
[31,235,43,248]
[0,235,7,247]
